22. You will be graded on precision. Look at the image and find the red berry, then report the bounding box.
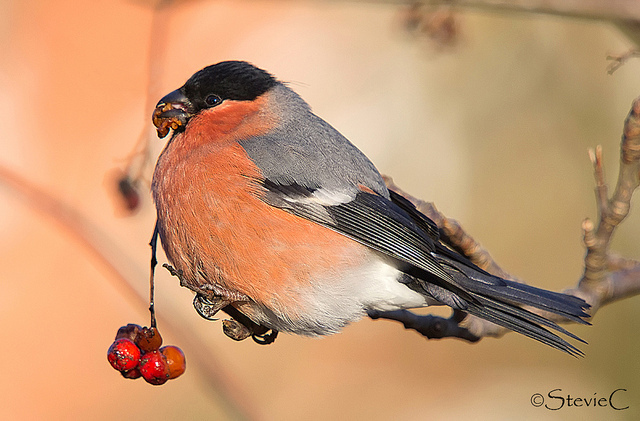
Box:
[117,176,141,211]
[107,338,141,372]
[115,324,142,342]
[139,351,169,385]
[121,367,142,380]
[137,327,162,352]
[160,345,186,379]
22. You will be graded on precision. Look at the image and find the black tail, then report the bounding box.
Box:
[434,251,591,357]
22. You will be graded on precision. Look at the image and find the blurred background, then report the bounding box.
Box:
[1,0,639,420]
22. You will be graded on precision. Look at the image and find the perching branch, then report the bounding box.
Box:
[375,95,640,342]
[576,97,640,311]
[367,309,481,342]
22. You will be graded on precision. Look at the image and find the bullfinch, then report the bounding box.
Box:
[151,61,589,355]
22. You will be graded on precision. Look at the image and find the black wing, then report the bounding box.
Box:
[387,190,590,324]
[259,179,590,355]
[260,179,474,301]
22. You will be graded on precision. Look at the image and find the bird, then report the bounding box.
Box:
[150,60,590,355]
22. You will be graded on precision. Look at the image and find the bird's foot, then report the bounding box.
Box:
[367,309,479,342]
[220,319,279,344]
[251,329,278,345]
[163,264,278,344]
[218,305,279,345]
[193,293,279,344]
[193,293,232,321]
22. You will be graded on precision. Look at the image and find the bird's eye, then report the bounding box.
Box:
[204,94,222,107]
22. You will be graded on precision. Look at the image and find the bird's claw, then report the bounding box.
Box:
[222,319,253,341]
[252,329,278,345]
[220,319,279,344]
[163,264,278,344]
[193,293,231,321]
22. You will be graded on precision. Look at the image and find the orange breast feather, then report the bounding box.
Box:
[152,99,368,315]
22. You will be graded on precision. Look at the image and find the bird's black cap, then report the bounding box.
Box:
[182,61,277,110]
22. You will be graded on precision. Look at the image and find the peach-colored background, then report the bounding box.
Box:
[1,1,639,420]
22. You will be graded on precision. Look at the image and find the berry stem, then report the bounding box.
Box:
[149,220,160,328]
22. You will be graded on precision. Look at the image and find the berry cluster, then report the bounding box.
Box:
[107,324,185,385]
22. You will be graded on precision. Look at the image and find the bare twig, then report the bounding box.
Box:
[425,0,640,22]
[112,1,177,214]
[377,95,640,341]
[353,0,640,23]
[578,96,640,312]
[603,254,640,305]
[393,1,640,59]
[607,50,640,74]
[339,0,640,21]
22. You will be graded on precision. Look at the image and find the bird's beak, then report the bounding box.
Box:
[152,89,194,138]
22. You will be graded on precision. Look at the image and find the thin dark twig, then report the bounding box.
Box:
[149,220,160,328]
[607,50,640,75]
[368,309,480,342]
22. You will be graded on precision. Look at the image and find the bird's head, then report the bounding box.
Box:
[152,61,277,138]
